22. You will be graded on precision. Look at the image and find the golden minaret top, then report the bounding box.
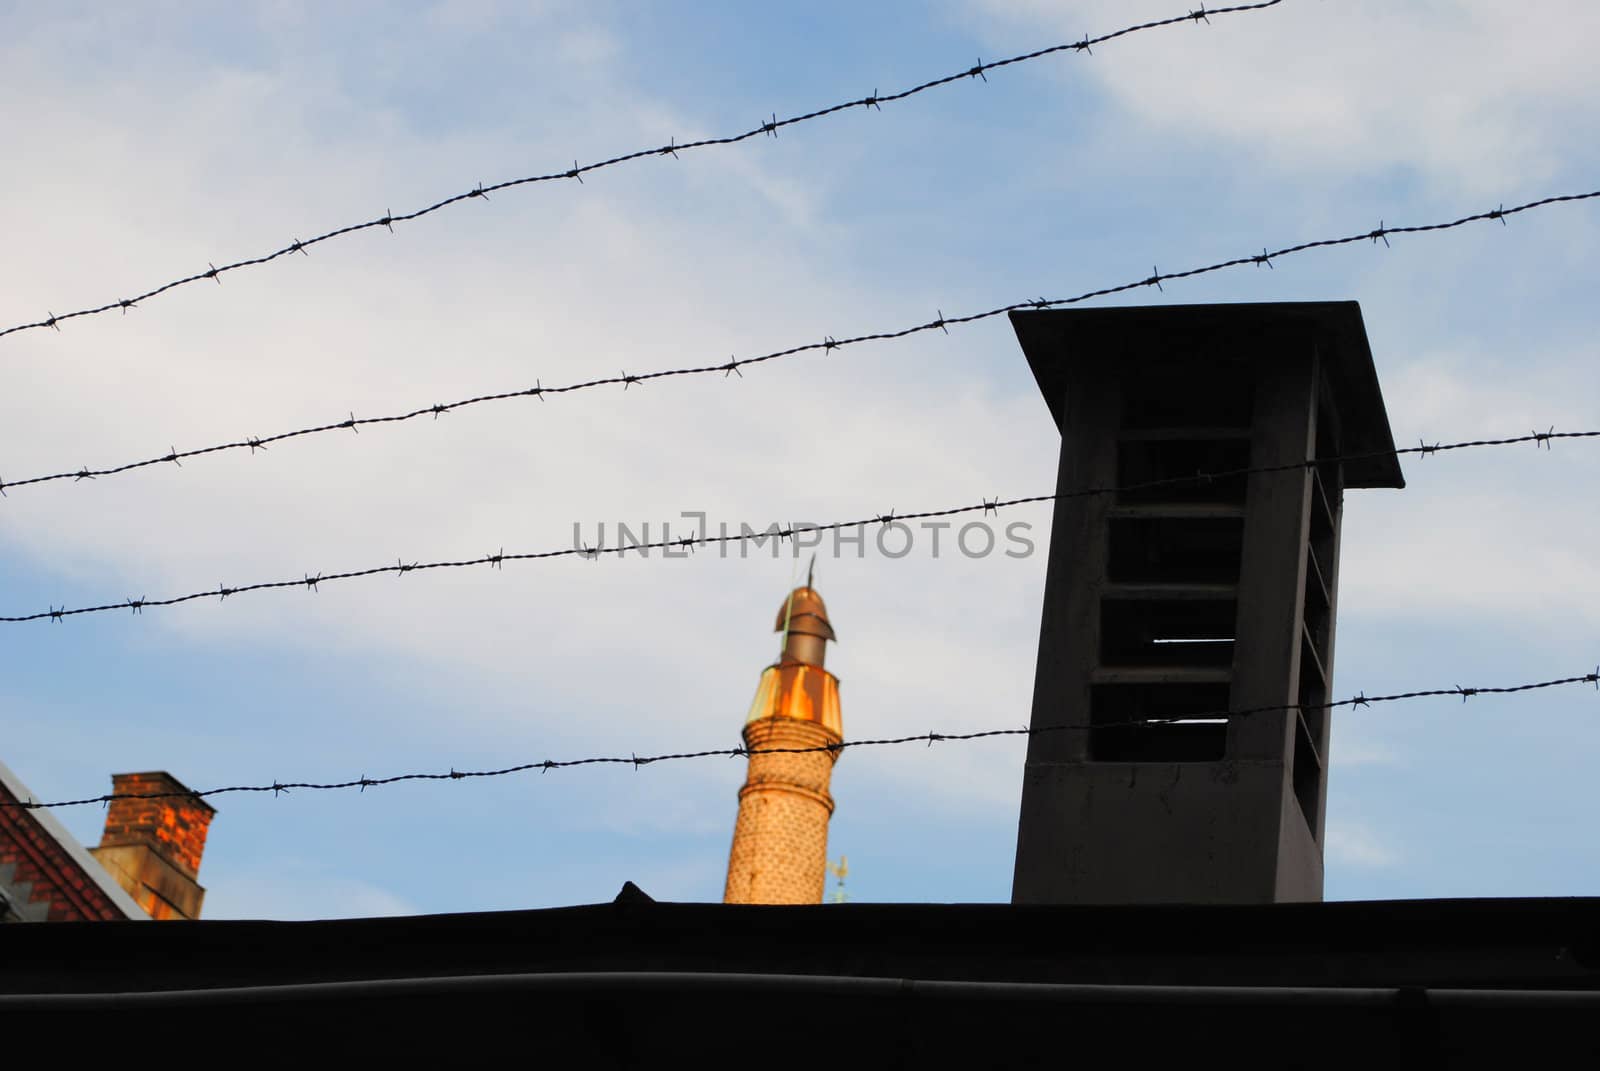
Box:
[745,572,842,737]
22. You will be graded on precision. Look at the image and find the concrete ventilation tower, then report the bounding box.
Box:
[1007,302,1403,904]
[723,572,842,904]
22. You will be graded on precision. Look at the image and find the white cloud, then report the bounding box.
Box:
[965,0,1600,196]
[1335,346,1600,629]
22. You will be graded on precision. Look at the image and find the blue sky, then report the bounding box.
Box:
[1,0,1597,917]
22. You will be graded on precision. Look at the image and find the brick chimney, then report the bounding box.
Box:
[1008,302,1403,904]
[89,772,215,920]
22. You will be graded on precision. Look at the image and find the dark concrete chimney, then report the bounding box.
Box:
[90,771,215,920]
[1008,302,1403,904]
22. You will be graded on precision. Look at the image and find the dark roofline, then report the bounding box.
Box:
[0,896,1593,1062]
[5,969,1596,1012]
[3,895,1597,994]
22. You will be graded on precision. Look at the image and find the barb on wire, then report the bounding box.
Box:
[7,668,1595,811]
[3,428,1595,624]
[0,1,1288,343]
[4,187,1597,499]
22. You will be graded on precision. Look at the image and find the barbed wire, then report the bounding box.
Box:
[7,668,1595,810]
[4,187,1595,499]
[3,428,1592,624]
[0,1,1288,344]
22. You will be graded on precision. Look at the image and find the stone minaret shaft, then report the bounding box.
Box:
[723,583,842,905]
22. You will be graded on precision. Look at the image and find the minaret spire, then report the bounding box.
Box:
[777,555,819,659]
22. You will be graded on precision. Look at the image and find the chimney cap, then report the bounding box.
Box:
[1009,301,1405,489]
[108,770,217,814]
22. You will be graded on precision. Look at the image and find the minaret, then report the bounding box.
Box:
[723,572,842,904]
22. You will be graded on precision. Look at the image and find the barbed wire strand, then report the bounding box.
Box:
[4,187,1595,499]
[0,1,1288,343]
[4,428,1593,624]
[8,669,1596,810]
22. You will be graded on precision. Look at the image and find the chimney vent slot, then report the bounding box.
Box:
[1292,710,1323,835]
[1089,682,1230,762]
[1119,361,1253,431]
[1116,437,1250,505]
[1101,598,1237,668]
[1108,517,1244,585]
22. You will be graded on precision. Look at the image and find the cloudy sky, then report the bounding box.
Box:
[2,0,1597,918]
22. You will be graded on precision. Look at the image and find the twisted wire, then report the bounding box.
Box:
[7,669,1595,810]
[4,428,1592,623]
[0,1,1287,342]
[3,188,1595,498]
